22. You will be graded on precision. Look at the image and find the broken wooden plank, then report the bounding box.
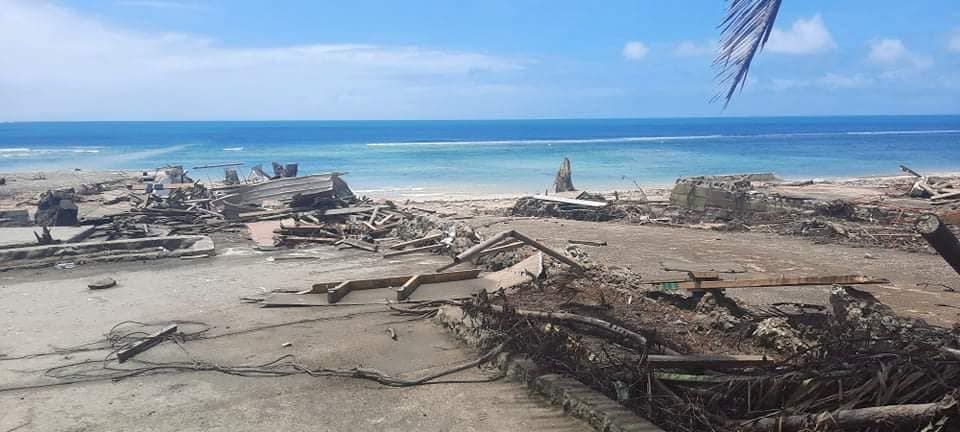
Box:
[388,233,443,250]
[382,243,444,258]
[117,325,177,363]
[396,269,482,301]
[931,190,960,201]
[899,164,923,178]
[531,195,608,208]
[477,241,525,256]
[568,239,607,246]
[323,206,377,216]
[309,274,415,296]
[278,235,339,243]
[437,230,585,273]
[650,274,888,291]
[342,239,378,252]
[646,354,770,369]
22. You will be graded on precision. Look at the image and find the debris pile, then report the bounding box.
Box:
[441,256,960,432]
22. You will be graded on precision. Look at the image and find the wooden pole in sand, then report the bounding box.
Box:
[916,213,960,276]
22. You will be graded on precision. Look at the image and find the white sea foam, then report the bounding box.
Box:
[366,129,960,147]
[223,147,244,151]
[0,147,101,155]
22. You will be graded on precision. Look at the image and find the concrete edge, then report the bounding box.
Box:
[435,305,665,432]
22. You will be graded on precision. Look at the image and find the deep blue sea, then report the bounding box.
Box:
[1,116,958,197]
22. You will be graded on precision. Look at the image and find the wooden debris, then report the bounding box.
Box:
[396,270,482,301]
[568,239,607,246]
[531,195,608,208]
[117,325,177,363]
[645,354,770,369]
[342,239,378,252]
[388,233,443,250]
[648,274,889,291]
[437,229,584,273]
[383,243,444,258]
[916,213,960,276]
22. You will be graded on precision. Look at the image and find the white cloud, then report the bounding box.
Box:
[817,73,874,89]
[0,0,527,120]
[867,38,933,72]
[622,41,649,61]
[766,14,836,54]
[948,29,960,53]
[673,40,717,57]
[117,0,202,9]
[868,38,907,63]
[767,73,874,91]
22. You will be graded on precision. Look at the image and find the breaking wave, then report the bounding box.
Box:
[366,129,960,147]
[0,147,102,157]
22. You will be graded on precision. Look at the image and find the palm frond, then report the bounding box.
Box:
[713,0,782,107]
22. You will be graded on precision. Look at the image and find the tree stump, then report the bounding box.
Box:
[553,158,575,193]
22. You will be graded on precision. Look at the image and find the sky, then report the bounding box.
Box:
[1,0,958,121]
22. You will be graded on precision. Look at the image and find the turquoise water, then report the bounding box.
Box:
[1,116,958,196]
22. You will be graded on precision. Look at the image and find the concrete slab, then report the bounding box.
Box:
[0,246,591,432]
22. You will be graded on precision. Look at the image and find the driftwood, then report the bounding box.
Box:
[437,230,584,273]
[741,396,957,431]
[917,213,960,276]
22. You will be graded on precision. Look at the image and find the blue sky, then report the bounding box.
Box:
[1,0,958,120]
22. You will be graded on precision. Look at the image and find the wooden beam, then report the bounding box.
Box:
[510,231,585,272]
[388,233,443,250]
[931,190,960,201]
[531,195,608,208]
[651,274,888,291]
[395,269,482,301]
[437,230,585,273]
[477,241,525,256]
[323,206,377,216]
[309,274,418,296]
[117,325,178,363]
[383,243,444,258]
[568,239,607,246]
[326,281,352,304]
[646,354,771,369]
[342,239,378,252]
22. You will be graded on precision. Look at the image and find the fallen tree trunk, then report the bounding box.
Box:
[916,213,960,276]
[740,396,957,431]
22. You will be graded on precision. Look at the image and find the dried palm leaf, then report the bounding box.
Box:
[714,0,783,107]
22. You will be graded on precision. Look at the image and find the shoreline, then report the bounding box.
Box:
[3,167,960,203]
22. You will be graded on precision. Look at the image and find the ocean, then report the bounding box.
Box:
[1,116,958,198]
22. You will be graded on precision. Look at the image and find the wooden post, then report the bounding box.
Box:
[553,157,575,193]
[916,213,960,276]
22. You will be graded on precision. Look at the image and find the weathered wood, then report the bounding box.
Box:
[568,239,607,246]
[899,164,923,178]
[531,195,608,208]
[383,243,444,258]
[741,397,957,432]
[388,233,443,250]
[278,235,339,243]
[438,230,584,273]
[396,269,482,301]
[646,354,770,369]
[342,239,378,252]
[326,281,353,303]
[117,325,177,363]
[651,274,888,291]
[477,241,525,256]
[931,190,960,201]
[323,206,377,216]
[916,213,960,276]
[553,157,575,192]
[509,231,585,272]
